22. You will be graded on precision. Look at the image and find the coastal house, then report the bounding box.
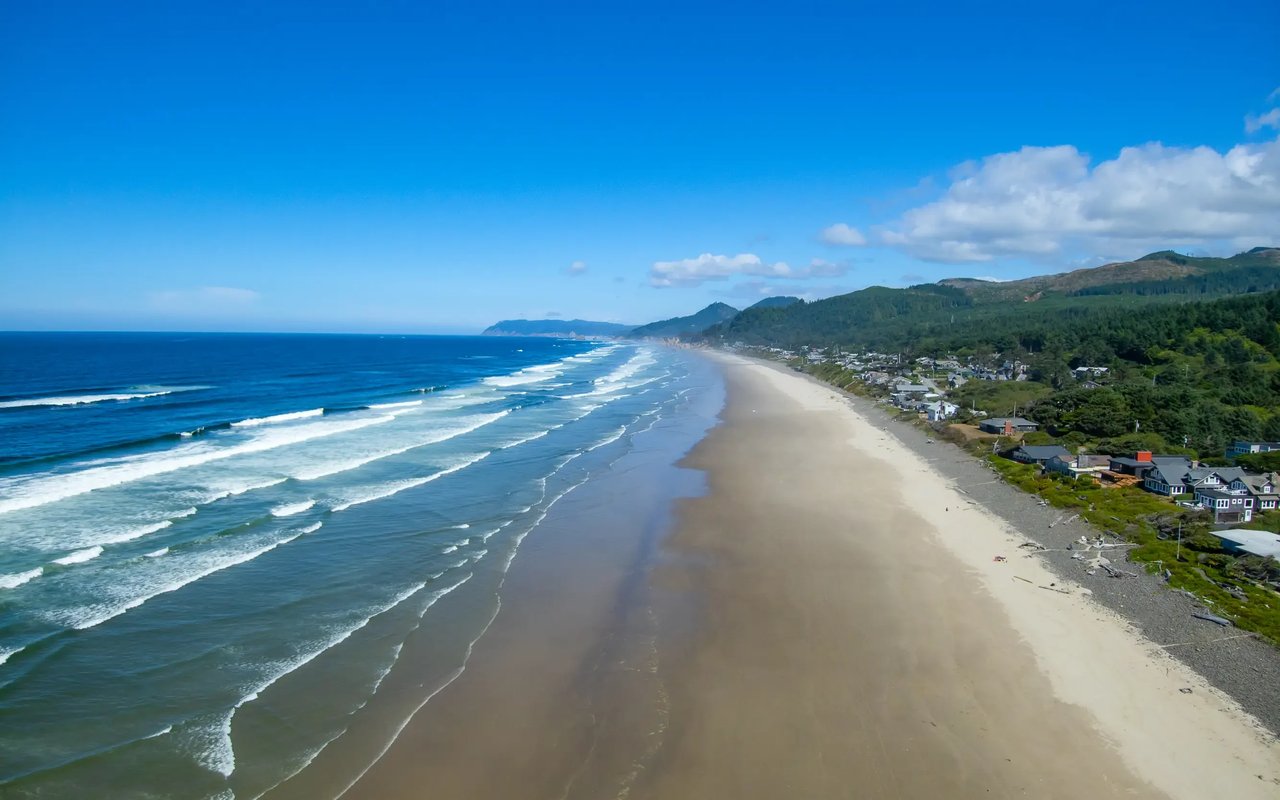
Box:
[1212,529,1280,560]
[978,417,1038,435]
[1045,453,1111,479]
[1194,487,1254,525]
[1140,458,1198,496]
[1227,441,1280,459]
[1243,472,1279,513]
[922,400,959,422]
[1144,463,1248,500]
[1009,444,1071,466]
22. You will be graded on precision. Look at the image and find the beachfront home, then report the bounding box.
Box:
[1045,453,1111,479]
[1141,459,1198,496]
[922,400,959,422]
[1212,529,1280,560]
[1145,463,1249,501]
[978,417,1038,435]
[1193,484,1255,526]
[1009,444,1071,466]
[1243,472,1279,513]
[1227,441,1280,459]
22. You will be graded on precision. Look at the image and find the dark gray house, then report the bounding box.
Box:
[1009,444,1071,465]
[978,417,1039,435]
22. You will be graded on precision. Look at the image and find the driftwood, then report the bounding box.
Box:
[1191,612,1233,627]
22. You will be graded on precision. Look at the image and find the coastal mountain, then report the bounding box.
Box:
[626,302,740,339]
[482,319,634,338]
[747,295,803,310]
[700,247,1280,349]
[941,247,1280,303]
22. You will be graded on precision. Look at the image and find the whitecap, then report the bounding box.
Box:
[271,499,315,517]
[0,415,393,515]
[0,386,206,409]
[368,400,423,411]
[53,546,103,565]
[231,408,325,428]
[330,452,492,512]
[0,567,42,589]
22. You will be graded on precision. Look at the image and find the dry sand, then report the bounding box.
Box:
[346,352,1280,799]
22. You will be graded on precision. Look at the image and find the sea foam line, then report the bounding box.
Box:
[231,408,325,428]
[52,546,103,565]
[0,646,25,666]
[291,411,509,482]
[367,400,422,411]
[0,567,42,589]
[0,414,394,515]
[332,461,604,797]
[56,531,305,631]
[247,577,472,798]
[0,386,204,409]
[330,452,492,513]
[271,499,316,517]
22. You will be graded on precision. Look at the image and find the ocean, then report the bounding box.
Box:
[0,332,717,798]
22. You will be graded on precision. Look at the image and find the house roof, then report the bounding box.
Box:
[984,417,1037,427]
[1214,529,1280,559]
[1148,461,1193,485]
[1015,445,1071,460]
[1243,472,1279,495]
[1187,467,1246,484]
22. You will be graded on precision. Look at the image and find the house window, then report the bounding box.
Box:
[1218,500,1227,508]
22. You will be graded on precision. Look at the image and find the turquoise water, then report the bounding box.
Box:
[0,333,707,798]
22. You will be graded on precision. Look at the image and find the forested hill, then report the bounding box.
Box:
[627,302,739,339]
[941,247,1280,303]
[704,247,1280,350]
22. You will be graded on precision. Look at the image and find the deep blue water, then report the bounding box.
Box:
[0,332,708,798]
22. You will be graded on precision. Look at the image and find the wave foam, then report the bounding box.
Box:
[0,415,393,515]
[0,646,26,666]
[0,386,206,409]
[271,500,315,517]
[330,452,492,512]
[291,411,508,482]
[53,546,103,565]
[55,531,303,631]
[368,400,423,411]
[231,408,324,428]
[0,567,43,589]
[97,520,173,545]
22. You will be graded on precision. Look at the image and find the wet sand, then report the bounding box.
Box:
[345,353,1279,799]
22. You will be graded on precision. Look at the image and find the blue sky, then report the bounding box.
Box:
[2,1,1278,333]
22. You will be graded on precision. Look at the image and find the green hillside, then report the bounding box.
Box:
[628,302,739,339]
[704,248,1280,350]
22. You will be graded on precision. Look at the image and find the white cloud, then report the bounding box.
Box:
[1245,108,1280,134]
[879,137,1280,263]
[148,286,260,312]
[649,253,849,288]
[820,222,867,246]
[566,260,588,276]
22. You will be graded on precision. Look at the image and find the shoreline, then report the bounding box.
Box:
[340,350,1279,798]
[776,355,1280,736]
[636,353,1277,799]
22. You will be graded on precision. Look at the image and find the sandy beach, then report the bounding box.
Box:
[345,352,1280,799]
